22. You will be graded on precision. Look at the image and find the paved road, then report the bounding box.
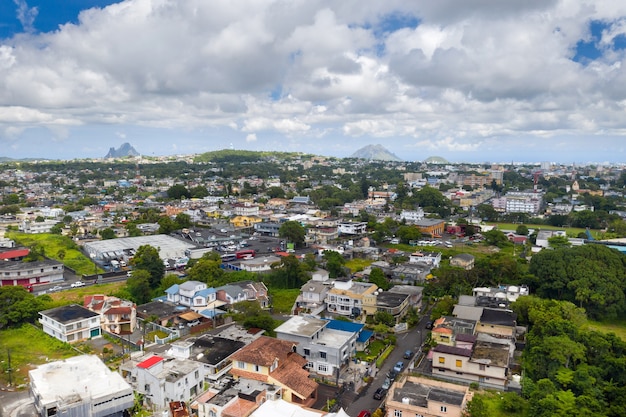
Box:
[345,316,428,416]
[0,389,37,417]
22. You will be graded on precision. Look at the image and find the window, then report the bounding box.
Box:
[438,357,445,364]
[209,411,216,417]
[318,364,328,373]
[440,406,447,413]
[254,365,260,372]
[479,364,486,371]
[320,352,327,359]
[394,410,402,417]
[456,359,462,367]
[304,349,310,356]
[237,361,245,369]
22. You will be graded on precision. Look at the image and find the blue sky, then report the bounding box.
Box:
[1,1,626,163]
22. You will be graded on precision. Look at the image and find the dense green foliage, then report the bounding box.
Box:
[529,245,626,320]
[0,286,53,329]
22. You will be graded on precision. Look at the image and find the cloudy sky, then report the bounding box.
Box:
[1,0,626,163]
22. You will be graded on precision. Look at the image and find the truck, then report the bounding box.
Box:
[185,247,214,259]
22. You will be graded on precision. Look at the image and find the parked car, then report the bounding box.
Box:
[381,378,392,390]
[393,361,404,373]
[403,350,413,359]
[426,320,434,329]
[373,387,387,400]
[357,411,371,417]
[387,369,398,380]
[49,285,63,292]
[70,281,85,288]
[187,319,200,327]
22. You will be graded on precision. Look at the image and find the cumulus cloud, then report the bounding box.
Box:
[0,0,625,161]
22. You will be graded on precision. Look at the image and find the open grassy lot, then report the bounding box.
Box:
[7,232,103,275]
[586,319,626,341]
[269,288,300,313]
[46,281,127,304]
[345,258,374,273]
[0,325,76,388]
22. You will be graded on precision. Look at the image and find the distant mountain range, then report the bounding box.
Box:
[350,144,402,161]
[105,143,140,158]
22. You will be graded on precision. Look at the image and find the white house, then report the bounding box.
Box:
[409,251,442,267]
[39,304,101,344]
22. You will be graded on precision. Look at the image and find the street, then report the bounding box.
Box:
[345,316,428,416]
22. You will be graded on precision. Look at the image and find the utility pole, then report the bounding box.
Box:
[7,349,13,387]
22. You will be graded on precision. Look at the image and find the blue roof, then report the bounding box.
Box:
[195,288,216,297]
[199,309,226,318]
[357,329,374,344]
[325,319,365,334]
[165,284,179,295]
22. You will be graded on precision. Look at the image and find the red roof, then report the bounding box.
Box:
[0,249,29,259]
[137,355,164,369]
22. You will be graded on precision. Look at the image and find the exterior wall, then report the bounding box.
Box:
[0,261,64,287]
[385,377,470,417]
[276,332,347,376]
[431,351,507,388]
[39,315,101,344]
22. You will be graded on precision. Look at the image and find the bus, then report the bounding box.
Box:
[221,253,237,262]
[236,249,256,259]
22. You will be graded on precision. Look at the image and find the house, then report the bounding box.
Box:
[230,215,262,228]
[39,304,101,344]
[430,316,477,346]
[294,279,331,315]
[337,221,368,235]
[216,284,248,305]
[388,285,423,311]
[136,300,191,328]
[84,295,137,335]
[409,251,442,267]
[30,355,134,417]
[193,379,279,417]
[231,281,270,308]
[121,354,204,410]
[385,376,472,417]
[239,256,281,273]
[399,208,425,223]
[229,336,318,407]
[472,285,529,307]
[431,335,512,389]
[373,291,411,323]
[275,316,359,377]
[475,308,517,339]
[167,335,246,381]
[449,254,475,270]
[326,278,378,317]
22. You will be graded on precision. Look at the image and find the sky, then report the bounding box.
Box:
[1,1,626,163]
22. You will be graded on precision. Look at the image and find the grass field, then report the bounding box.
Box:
[586,319,626,341]
[345,258,374,273]
[46,281,127,304]
[0,325,76,388]
[269,288,300,313]
[485,222,602,239]
[7,232,103,275]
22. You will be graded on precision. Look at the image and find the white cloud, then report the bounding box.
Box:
[0,0,625,161]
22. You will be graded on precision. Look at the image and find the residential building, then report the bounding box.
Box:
[399,208,425,223]
[121,354,204,410]
[449,254,475,270]
[167,335,246,381]
[19,219,58,234]
[229,336,319,407]
[409,251,442,267]
[275,316,359,377]
[472,285,529,306]
[238,256,281,273]
[385,376,472,417]
[136,300,191,328]
[373,291,410,323]
[337,221,367,235]
[430,316,477,346]
[475,308,517,339]
[39,304,101,344]
[249,397,326,417]
[84,295,137,335]
[294,279,331,315]
[388,285,423,311]
[326,278,378,317]
[193,379,279,417]
[30,355,134,417]
[413,219,446,237]
[0,259,64,288]
[431,335,512,389]
[254,222,281,236]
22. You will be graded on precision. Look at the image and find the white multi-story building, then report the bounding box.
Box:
[337,222,367,235]
[30,355,134,417]
[39,304,102,344]
[399,208,425,223]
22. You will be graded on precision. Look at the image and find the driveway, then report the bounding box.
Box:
[345,316,428,416]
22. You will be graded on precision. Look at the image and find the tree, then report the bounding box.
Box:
[131,245,165,287]
[266,186,286,199]
[369,267,390,290]
[158,216,177,234]
[0,286,52,329]
[548,235,571,249]
[516,224,529,236]
[483,229,510,248]
[175,213,192,229]
[100,227,116,240]
[396,225,421,244]
[323,250,346,278]
[167,184,190,200]
[126,270,153,304]
[278,220,306,248]
[187,256,224,286]
[373,311,395,327]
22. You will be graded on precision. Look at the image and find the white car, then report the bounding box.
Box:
[49,285,63,292]
[71,281,85,288]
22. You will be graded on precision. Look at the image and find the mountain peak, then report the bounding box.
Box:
[350,144,402,161]
[105,143,140,158]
